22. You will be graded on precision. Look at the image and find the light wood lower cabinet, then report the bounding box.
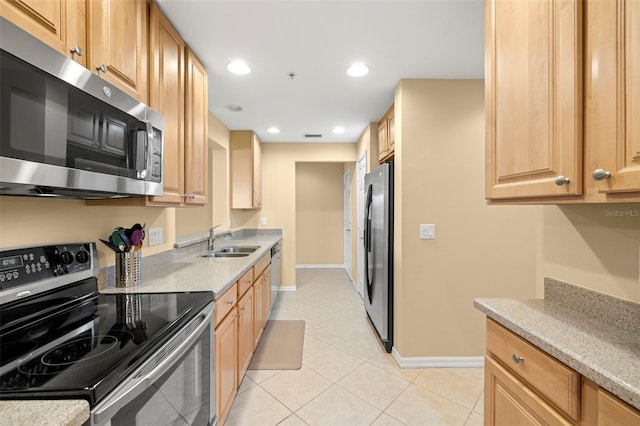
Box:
[484,318,640,426]
[215,305,237,426]
[237,288,254,383]
[215,254,273,425]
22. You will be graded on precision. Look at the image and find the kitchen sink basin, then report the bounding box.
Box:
[200,246,260,258]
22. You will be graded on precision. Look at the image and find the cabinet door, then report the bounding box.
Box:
[585,0,640,195]
[387,109,395,154]
[262,265,272,324]
[88,0,148,102]
[237,288,254,383]
[485,357,572,426]
[252,133,262,208]
[148,3,185,205]
[215,309,238,426]
[253,276,264,348]
[184,48,208,205]
[485,0,583,199]
[377,119,388,162]
[1,0,86,67]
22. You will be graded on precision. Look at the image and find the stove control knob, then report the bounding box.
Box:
[76,250,90,264]
[60,251,74,265]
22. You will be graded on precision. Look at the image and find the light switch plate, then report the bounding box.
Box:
[261,217,267,226]
[420,224,435,240]
[148,227,163,246]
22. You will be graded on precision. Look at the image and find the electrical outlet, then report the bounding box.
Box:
[420,224,435,240]
[148,227,163,246]
[261,217,267,226]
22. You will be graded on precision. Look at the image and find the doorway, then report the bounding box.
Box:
[356,151,367,298]
[343,168,351,279]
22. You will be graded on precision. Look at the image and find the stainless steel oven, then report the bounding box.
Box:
[0,243,216,426]
[92,299,215,426]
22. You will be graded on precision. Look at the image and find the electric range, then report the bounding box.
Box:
[0,243,216,425]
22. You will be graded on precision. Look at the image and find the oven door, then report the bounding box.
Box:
[91,302,216,426]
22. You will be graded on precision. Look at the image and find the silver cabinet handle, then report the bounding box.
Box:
[554,176,570,186]
[226,300,234,305]
[70,46,83,57]
[592,168,611,181]
[96,64,108,73]
[512,354,524,364]
[188,194,196,199]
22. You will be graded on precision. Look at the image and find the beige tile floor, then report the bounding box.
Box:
[225,268,484,426]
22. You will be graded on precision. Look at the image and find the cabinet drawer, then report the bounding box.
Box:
[485,356,572,426]
[253,252,271,278]
[215,283,237,327]
[237,269,254,297]
[486,319,580,420]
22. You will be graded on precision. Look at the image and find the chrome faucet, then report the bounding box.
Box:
[208,225,222,251]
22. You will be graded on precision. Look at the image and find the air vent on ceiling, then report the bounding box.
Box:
[304,134,322,138]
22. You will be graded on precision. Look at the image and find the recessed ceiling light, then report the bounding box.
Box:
[333,126,346,134]
[267,127,280,134]
[346,63,369,77]
[227,60,251,75]
[224,104,243,112]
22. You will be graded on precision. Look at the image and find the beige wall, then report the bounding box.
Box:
[537,204,640,302]
[240,143,357,287]
[295,162,346,265]
[394,79,540,357]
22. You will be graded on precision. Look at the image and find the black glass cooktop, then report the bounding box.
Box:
[0,278,213,405]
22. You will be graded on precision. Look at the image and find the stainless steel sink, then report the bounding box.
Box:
[200,246,259,258]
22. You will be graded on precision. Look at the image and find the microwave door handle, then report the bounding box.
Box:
[92,303,214,425]
[135,121,153,180]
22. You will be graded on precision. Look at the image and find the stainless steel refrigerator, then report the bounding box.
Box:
[364,161,393,352]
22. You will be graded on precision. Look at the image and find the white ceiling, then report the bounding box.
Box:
[155,0,485,143]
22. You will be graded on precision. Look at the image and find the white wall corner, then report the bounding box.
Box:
[391,347,484,368]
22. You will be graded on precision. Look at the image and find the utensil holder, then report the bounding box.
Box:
[115,251,141,288]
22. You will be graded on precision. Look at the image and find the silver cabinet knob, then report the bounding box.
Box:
[96,64,108,73]
[554,176,570,186]
[188,194,196,199]
[592,168,611,181]
[512,354,524,364]
[70,46,83,57]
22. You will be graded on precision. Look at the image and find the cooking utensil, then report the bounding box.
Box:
[110,231,125,252]
[130,229,143,246]
[100,239,121,253]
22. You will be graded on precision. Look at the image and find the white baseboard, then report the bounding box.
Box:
[391,347,484,368]
[279,286,296,292]
[296,264,345,269]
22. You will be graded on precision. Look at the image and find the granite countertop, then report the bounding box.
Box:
[100,230,282,299]
[0,400,89,426]
[474,278,640,410]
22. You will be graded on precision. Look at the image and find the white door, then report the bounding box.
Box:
[343,168,352,279]
[356,152,367,298]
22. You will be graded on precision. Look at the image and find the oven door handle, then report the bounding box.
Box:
[92,302,214,426]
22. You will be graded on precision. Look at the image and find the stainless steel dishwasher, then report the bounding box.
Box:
[270,242,282,308]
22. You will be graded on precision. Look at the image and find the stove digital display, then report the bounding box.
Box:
[1,255,23,271]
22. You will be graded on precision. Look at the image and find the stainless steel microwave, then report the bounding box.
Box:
[0,17,163,199]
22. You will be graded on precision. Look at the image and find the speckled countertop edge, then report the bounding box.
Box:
[0,400,89,426]
[474,296,640,410]
[99,231,282,299]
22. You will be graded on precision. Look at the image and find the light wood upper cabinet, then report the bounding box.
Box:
[486,0,640,203]
[0,0,87,67]
[378,104,394,163]
[485,0,583,200]
[230,130,262,209]
[584,0,640,198]
[183,48,208,205]
[148,2,185,205]
[87,0,148,102]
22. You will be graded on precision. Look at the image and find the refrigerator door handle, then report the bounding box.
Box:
[364,184,374,303]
